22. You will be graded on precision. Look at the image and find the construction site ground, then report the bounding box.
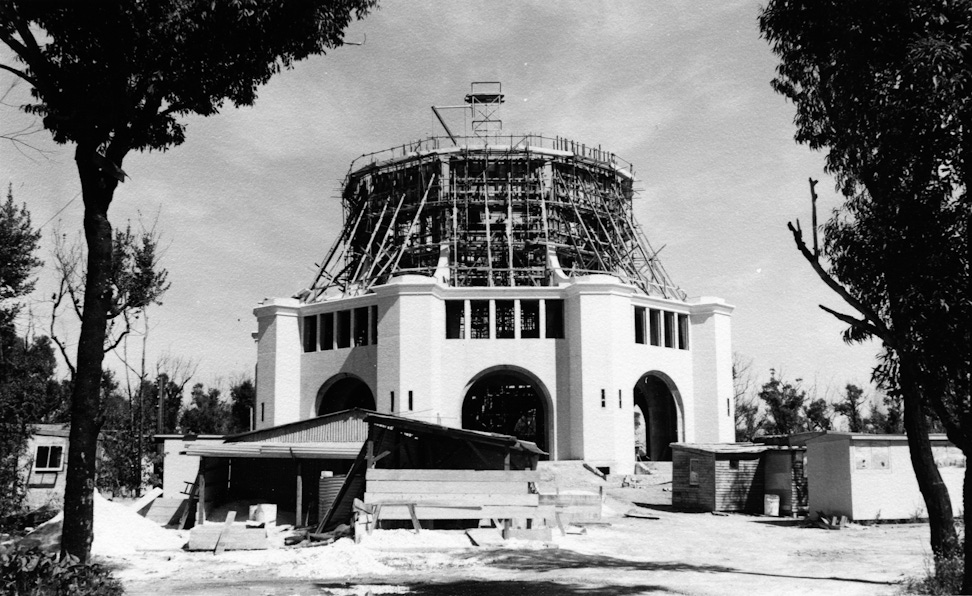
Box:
[110,462,931,596]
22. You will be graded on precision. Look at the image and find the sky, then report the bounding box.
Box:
[1,1,881,402]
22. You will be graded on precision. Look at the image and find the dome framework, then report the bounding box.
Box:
[307,134,684,302]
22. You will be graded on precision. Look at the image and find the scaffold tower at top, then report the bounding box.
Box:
[306,83,684,302]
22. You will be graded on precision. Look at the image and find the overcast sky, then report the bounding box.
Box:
[2,1,880,403]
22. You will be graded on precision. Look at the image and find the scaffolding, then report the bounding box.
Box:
[306,133,685,302]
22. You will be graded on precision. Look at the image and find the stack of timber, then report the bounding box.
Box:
[186,512,270,552]
[360,468,556,531]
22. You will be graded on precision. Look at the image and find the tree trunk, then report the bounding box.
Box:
[901,367,959,565]
[962,467,972,594]
[61,146,119,562]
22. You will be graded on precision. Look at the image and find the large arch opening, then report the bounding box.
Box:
[316,375,375,416]
[461,369,549,453]
[633,373,681,461]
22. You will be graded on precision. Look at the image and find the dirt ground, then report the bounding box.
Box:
[111,464,933,596]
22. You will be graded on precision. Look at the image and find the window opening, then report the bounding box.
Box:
[470,300,490,339]
[545,299,565,339]
[34,445,63,472]
[649,309,661,346]
[634,306,646,344]
[495,300,515,339]
[371,304,378,344]
[689,459,699,486]
[408,390,414,410]
[336,310,351,348]
[678,313,689,350]
[601,389,606,408]
[390,391,395,412]
[520,300,540,338]
[664,311,675,348]
[729,458,739,470]
[320,313,334,350]
[618,389,622,408]
[353,307,369,346]
[446,300,465,339]
[260,403,265,422]
[303,315,317,353]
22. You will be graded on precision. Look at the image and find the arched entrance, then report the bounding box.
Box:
[316,375,375,416]
[633,373,681,461]
[462,369,548,452]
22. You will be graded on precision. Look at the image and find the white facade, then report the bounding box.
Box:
[254,274,734,474]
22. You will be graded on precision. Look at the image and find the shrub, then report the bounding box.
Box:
[903,544,964,595]
[0,547,124,595]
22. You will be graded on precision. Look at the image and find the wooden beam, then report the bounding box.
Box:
[196,472,206,525]
[214,511,236,555]
[295,461,303,528]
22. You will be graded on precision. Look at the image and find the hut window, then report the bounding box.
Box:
[495,300,515,339]
[320,313,334,350]
[470,300,490,338]
[33,445,63,472]
[520,300,540,338]
[445,300,465,339]
[649,309,661,346]
[303,316,317,353]
[336,310,351,348]
[678,314,689,350]
[729,458,739,470]
[353,307,369,346]
[545,300,565,339]
[634,306,646,344]
[664,311,676,348]
[689,459,699,486]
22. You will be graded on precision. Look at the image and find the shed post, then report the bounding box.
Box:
[296,461,303,527]
[196,471,206,525]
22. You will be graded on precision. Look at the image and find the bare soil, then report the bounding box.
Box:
[111,465,931,596]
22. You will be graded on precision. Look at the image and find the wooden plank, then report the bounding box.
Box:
[366,480,528,494]
[196,473,206,525]
[214,511,236,554]
[376,504,556,521]
[366,469,541,482]
[364,493,539,507]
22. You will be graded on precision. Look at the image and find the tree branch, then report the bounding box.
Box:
[0,62,38,87]
[49,277,76,380]
[787,219,895,346]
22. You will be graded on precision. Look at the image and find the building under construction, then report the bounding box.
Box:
[254,84,734,473]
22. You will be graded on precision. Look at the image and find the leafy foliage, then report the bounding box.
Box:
[0,547,123,596]
[228,377,255,434]
[0,184,42,330]
[834,384,866,432]
[179,383,229,435]
[758,370,807,435]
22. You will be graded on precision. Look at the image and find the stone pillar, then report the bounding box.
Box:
[688,297,735,443]
[252,298,302,428]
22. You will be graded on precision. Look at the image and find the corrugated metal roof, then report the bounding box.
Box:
[671,442,768,456]
[365,412,547,455]
[227,408,371,443]
[183,441,362,459]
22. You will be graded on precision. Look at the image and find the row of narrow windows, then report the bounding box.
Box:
[634,306,689,350]
[303,305,378,353]
[446,299,565,340]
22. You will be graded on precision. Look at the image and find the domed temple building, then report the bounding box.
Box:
[253,84,734,474]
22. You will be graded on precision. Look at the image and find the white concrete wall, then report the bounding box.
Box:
[688,297,735,443]
[161,438,224,499]
[253,298,302,428]
[253,274,734,471]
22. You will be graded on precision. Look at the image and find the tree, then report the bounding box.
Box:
[0,185,51,524]
[179,383,229,435]
[802,397,832,432]
[834,384,866,432]
[758,370,807,435]
[759,0,970,579]
[228,377,256,435]
[0,184,41,330]
[733,354,764,441]
[0,0,376,561]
